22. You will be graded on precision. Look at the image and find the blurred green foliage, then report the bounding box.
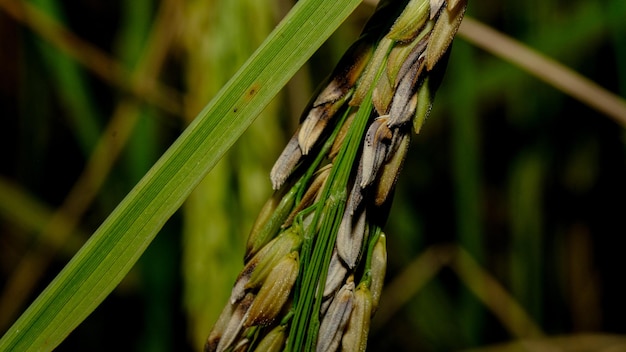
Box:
[0,0,625,351]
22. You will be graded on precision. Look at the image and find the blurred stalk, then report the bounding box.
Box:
[459,15,626,127]
[0,0,184,115]
[0,178,85,255]
[508,150,545,327]
[372,245,452,332]
[180,0,281,349]
[449,39,484,345]
[563,224,601,331]
[25,0,102,154]
[451,246,543,339]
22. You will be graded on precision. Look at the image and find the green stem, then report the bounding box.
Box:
[288,91,375,352]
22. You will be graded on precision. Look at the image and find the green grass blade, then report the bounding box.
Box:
[0,0,362,350]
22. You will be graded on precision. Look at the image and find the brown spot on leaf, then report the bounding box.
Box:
[245,83,260,102]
